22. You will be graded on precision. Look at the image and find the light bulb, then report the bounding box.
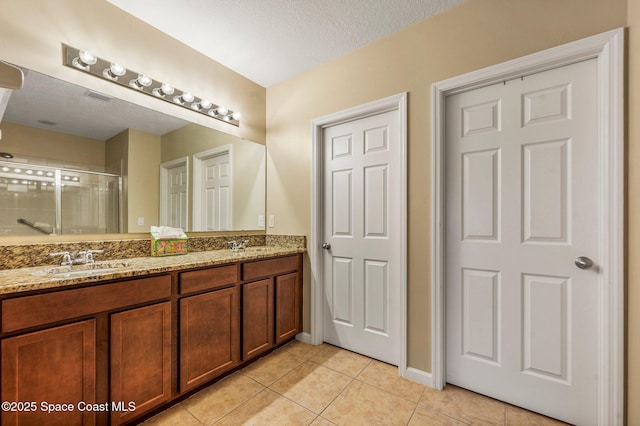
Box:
[13,168,22,173]
[129,74,152,90]
[191,98,212,111]
[153,83,174,98]
[173,92,194,105]
[79,51,97,65]
[72,50,97,70]
[231,111,242,121]
[103,62,127,80]
[1,167,8,172]
[36,170,44,176]
[216,106,228,116]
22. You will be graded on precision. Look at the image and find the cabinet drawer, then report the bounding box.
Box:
[1,275,171,333]
[179,264,238,294]
[242,255,298,281]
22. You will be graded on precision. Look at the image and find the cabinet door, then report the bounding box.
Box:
[275,272,301,344]
[110,302,171,425]
[242,279,274,360]
[1,320,96,426]
[180,286,240,392]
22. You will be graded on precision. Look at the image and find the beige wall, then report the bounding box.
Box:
[0,0,265,145]
[127,129,160,232]
[0,122,105,167]
[627,0,639,423]
[266,0,630,416]
[104,128,160,233]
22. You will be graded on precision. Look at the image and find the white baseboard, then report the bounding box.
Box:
[402,367,433,388]
[295,332,312,344]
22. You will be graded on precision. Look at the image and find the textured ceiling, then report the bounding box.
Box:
[106,0,464,87]
[4,69,187,140]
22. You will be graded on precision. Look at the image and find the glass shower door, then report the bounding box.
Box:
[0,161,121,236]
[0,164,57,235]
[60,170,121,234]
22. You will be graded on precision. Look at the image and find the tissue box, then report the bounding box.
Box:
[151,238,188,257]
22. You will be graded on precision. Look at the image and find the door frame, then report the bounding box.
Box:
[310,92,408,375]
[192,145,233,231]
[431,29,624,425]
[159,156,189,229]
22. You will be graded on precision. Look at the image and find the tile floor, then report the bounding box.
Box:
[143,341,567,425]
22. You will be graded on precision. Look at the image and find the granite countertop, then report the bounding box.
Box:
[0,246,304,295]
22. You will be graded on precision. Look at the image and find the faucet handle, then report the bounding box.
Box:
[50,251,72,266]
[85,249,104,264]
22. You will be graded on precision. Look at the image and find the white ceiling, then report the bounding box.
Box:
[106,0,464,88]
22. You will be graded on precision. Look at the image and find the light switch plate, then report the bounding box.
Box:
[268,215,275,228]
[137,217,144,226]
[258,215,264,228]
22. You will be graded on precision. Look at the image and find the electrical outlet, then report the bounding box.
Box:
[137,217,144,226]
[258,215,264,228]
[268,215,275,228]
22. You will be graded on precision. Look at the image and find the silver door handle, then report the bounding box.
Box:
[322,243,331,250]
[575,256,593,270]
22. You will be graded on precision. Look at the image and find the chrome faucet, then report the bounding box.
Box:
[50,251,72,266]
[229,240,249,251]
[83,249,104,264]
[50,249,104,265]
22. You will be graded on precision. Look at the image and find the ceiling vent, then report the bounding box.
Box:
[85,90,111,102]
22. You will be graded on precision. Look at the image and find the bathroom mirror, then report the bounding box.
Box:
[0,65,265,236]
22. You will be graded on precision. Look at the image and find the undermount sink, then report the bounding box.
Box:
[32,261,131,278]
[232,247,270,255]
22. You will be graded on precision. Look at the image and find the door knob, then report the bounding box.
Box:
[322,242,331,250]
[575,256,594,270]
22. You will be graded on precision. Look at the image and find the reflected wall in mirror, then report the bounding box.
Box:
[0,65,265,236]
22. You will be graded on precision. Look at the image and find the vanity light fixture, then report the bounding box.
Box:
[173,91,194,105]
[71,50,97,71]
[103,62,126,80]
[129,74,153,90]
[152,83,174,98]
[191,98,212,111]
[63,44,241,126]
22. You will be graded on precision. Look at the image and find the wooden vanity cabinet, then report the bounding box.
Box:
[178,265,240,392]
[275,271,301,344]
[110,302,172,425]
[242,278,274,360]
[241,255,302,360]
[1,320,97,426]
[0,252,302,425]
[0,274,172,426]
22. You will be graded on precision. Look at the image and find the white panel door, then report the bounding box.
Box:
[202,152,231,231]
[323,110,400,365]
[160,161,187,229]
[168,164,187,229]
[446,59,598,425]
